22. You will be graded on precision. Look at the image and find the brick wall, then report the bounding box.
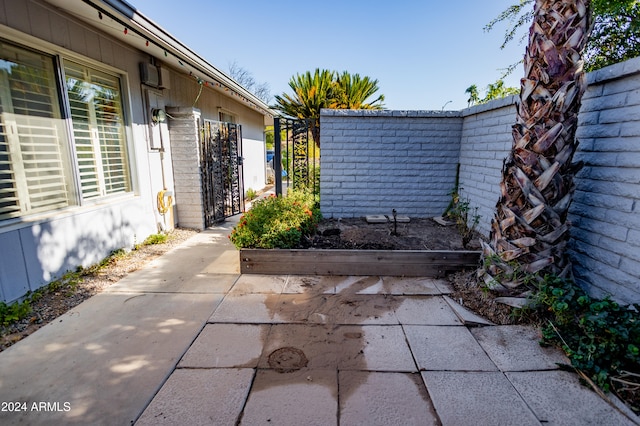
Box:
[458,58,640,303]
[319,56,640,304]
[167,107,205,230]
[569,58,640,302]
[458,96,518,236]
[320,110,463,218]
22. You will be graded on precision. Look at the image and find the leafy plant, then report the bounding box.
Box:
[444,187,480,248]
[245,188,257,201]
[229,190,321,249]
[0,299,32,326]
[529,275,640,395]
[142,233,168,246]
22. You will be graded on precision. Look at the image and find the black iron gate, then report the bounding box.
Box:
[200,120,244,227]
[274,117,319,197]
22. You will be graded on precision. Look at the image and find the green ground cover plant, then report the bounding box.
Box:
[528,275,639,410]
[229,190,321,249]
[245,188,257,201]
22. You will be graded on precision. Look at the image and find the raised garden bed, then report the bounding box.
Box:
[239,217,482,277]
[240,248,480,277]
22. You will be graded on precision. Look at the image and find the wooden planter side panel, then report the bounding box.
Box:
[239,249,481,277]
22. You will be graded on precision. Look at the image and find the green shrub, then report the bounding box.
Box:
[531,275,640,392]
[245,188,257,200]
[0,299,32,326]
[229,190,321,249]
[142,233,168,246]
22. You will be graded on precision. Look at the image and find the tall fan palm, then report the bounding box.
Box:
[482,0,592,292]
[331,71,385,110]
[273,69,335,147]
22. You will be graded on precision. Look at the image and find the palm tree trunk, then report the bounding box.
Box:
[482,0,592,292]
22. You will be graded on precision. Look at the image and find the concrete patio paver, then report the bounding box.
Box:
[209,293,278,323]
[339,371,439,426]
[405,325,498,371]
[135,368,254,426]
[337,325,417,371]
[257,324,341,370]
[229,274,288,294]
[282,275,339,294]
[471,325,570,371]
[422,371,541,426]
[178,324,269,368]
[274,293,400,325]
[2,216,637,425]
[240,369,338,425]
[506,370,636,425]
[380,276,444,295]
[394,296,462,325]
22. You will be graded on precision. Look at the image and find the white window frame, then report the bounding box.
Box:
[217,107,237,124]
[0,33,136,224]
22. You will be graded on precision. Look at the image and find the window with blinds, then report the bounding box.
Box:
[65,61,131,199]
[0,40,133,222]
[0,42,73,220]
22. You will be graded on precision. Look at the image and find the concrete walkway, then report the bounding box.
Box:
[0,218,636,425]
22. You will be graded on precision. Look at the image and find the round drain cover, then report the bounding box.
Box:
[268,347,308,373]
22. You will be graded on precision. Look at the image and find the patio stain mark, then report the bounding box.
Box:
[267,347,308,373]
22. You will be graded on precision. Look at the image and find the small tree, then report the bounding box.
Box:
[481,0,592,292]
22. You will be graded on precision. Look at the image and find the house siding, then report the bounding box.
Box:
[0,0,158,303]
[0,0,270,303]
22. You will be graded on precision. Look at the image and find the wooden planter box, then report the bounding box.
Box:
[239,249,481,277]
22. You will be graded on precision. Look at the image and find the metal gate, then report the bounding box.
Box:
[200,120,244,227]
[274,117,319,197]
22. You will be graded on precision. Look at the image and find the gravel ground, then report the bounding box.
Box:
[0,228,198,353]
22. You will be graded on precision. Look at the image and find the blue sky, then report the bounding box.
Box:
[129,0,529,111]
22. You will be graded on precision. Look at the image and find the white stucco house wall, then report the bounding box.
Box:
[0,0,275,303]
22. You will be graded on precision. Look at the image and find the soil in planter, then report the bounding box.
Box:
[298,217,482,251]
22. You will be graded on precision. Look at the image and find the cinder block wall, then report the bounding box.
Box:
[319,56,640,304]
[458,58,640,303]
[458,96,518,236]
[569,58,640,302]
[320,110,463,218]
